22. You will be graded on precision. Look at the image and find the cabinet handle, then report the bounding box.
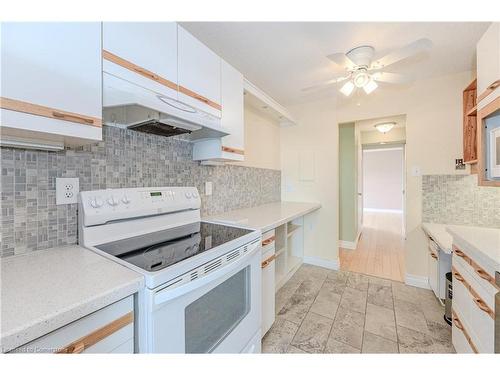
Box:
[453,317,464,331]
[473,297,493,316]
[488,80,500,90]
[261,254,276,269]
[262,236,276,246]
[430,252,438,259]
[52,111,94,125]
[475,268,493,282]
[453,271,465,282]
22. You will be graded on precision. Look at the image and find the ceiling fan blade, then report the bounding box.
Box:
[301,75,350,92]
[371,72,409,84]
[371,38,432,69]
[326,53,357,70]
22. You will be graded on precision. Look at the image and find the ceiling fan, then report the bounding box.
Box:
[303,38,432,96]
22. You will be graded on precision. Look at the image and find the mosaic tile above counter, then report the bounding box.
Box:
[422,174,500,228]
[0,126,281,257]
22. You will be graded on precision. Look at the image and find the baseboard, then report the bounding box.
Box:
[338,240,357,250]
[404,273,431,290]
[303,256,339,270]
[364,208,403,213]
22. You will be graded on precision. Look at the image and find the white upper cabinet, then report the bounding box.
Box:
[0,22,102,147]
[102,22,178,98]
[477,22,500,108]
[192,59,244,162]
[177,25,222,117]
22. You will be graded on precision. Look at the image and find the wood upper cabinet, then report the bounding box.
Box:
[177,25,222,117]
[0,22,102,147]
[477,22,500,107]
[102,22,178,99]
[463,80,478,163]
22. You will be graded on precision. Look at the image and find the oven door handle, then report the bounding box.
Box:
[154,241,260,306]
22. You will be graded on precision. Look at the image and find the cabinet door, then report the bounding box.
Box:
[177,25,221,117]
[1,22,102,144]
[220,59,244,158]
[477,23,500,103]
[428,249,439,296]
[261,245,276,337]
[102,22,178,98]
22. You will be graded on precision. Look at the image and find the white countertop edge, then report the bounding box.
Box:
[1,278,143,352]
[446,227,500,273]
[259,202,321,232]
[421,222,453,254]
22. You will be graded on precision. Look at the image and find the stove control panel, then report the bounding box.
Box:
[79,187,201,227]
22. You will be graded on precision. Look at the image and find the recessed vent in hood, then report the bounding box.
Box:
[103,73,229,141]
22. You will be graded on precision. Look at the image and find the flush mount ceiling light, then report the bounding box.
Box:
[374,122,396,134]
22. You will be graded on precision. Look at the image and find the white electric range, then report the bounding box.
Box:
[78,186,262,353]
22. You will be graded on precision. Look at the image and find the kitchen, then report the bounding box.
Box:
[0,2,499,373]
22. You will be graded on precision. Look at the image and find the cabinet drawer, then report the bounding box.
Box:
[452,311,475,353]
[262,229,276,252]
[11,296,134,354]
[452,245,498,295]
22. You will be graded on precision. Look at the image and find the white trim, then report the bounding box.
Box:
[364,208,403,214]
[339,240,357,250]
[363,146,404,153]
[303,256,339,270]
[404,273,431,290]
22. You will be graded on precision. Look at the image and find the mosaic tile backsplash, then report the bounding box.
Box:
[422,174,500,228]
[0,126,281,257]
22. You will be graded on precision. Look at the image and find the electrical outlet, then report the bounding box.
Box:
[205,181,213,196]
[56,177,79,205]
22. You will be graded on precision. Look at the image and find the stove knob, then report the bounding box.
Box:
[122,195,131,204]
[192,192,199,199]
[90,197,103,208]
[107,196,119,206]
[185,192,192,199]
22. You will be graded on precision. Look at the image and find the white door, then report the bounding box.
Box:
[177,25,221,117]
[261,244,276,336]
[1,22,102,143]
[102,22,178,99]
[357,138,363,236]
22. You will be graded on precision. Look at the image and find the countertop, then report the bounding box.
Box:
[0,245,144,353]
[446,225,500,273]
[422,222,500,272]
[204,201,321,232]
[421,222,453,254]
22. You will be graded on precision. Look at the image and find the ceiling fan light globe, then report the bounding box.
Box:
[340,81,355,96]
[353,72,370,88]
[363,79,378,94]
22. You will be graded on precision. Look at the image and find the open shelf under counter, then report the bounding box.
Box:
[286,223,301,237]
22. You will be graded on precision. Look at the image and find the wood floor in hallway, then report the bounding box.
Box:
[339,211,405,282]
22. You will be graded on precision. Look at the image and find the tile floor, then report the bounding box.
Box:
[262,264,454,354]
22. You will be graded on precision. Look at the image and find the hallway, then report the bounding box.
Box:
[339,211,405,282]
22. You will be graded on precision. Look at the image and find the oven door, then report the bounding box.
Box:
[150,241,261,353]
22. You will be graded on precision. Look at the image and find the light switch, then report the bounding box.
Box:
[205,181,213,196]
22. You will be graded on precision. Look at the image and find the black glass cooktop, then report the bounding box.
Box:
[95,222,253,272]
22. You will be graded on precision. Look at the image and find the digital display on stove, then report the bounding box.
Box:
[150,192,162,197]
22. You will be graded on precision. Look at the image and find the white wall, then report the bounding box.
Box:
[281,70,473,276]
[233,104,281,170]
[363,148,404,211]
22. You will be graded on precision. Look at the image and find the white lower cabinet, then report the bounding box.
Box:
[261,229,276,337]
[10,296,135,354]
[426,237,451,301]
[451,245,496,353]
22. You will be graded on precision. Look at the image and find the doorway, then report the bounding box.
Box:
[339,115,406,282]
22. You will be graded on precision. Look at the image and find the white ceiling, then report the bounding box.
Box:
[181,22,489,106]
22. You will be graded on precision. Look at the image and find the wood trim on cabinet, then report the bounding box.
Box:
[452,309,479,353]
[262,236,276,247]
[477,79,500,103]
[0,97,102,127]
[55,312,133,354]
[221,146,245,155]
[452,266,495,319]
[477,95,500,187]
[261,254,276,269]
[178,85,222,111]
[453,245,499,291]
[103,49,222,111]
[102,50,178,91]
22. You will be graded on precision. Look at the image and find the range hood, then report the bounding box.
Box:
[103,73,229,140]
